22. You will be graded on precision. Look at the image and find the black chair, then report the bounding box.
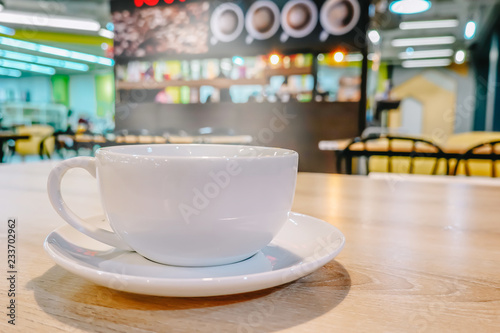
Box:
[452,140,500,177]
[337,134,448,175]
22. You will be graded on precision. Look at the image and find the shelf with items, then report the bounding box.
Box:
[115,54,314,92]
[0,102,68,131]
[116,77,268,91]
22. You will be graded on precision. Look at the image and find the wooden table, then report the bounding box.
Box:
[1,162,500,332]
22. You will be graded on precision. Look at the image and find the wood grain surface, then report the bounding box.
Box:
[1,162,499,332]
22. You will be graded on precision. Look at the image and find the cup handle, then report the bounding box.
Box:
[47,157,133,250]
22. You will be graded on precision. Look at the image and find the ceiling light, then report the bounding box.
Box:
[0,67,22,77]
[402,58,452,68]
[400,19,459,30]
[232,56,244,66]
[392,36,456,47]
[0,11,100,32]
[98,29,114,39]
[0,37,114,66]
[269,54,280,65]
[0,24,14,35]
[0,58,55,74]
[346,53,363,62]
[389,0,431,15]
[455,50,465,64]
[0,49,88,71]
[368,30,381,44]
[333,52,344,62]
[465,21,476,40]
[398,49,454,59]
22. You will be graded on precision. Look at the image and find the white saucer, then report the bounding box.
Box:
[44,212,345,297]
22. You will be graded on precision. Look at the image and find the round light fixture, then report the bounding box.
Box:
[269,54,280,65]
[333,51,344,62]
[455,50,465,64]
[389,0,431,15]
[464,21,476,40]
[368,30,381,44]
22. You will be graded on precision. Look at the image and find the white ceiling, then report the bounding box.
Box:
[374,0,500,63]
[1,0,111,29]
[0,0,112,76]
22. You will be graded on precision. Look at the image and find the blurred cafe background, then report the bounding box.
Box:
[1,0,500,176]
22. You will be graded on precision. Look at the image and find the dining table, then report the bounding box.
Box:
[1,161,499,332]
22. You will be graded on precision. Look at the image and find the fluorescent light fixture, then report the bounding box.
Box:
[465,21,476,40]
[343,53,375,62]
[399,49,454,59]
[390,0,431,15]
[455,50,465,64]
[346,53,363,62]
[392,36,456,47]
[96,57,114,66]
[98,28,114,39]
[0,66,21,77]
[402,58,452,68]
[400,19,459,30]
[0,49,88,71]
[368,30,381,44]
[0,37,114,66]
[0,24,14,35]
[0,58,55,74]
[0,10,100,32]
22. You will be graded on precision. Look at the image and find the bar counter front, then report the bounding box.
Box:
[1,161,499,332]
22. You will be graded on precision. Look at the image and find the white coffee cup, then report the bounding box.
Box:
[47,144,298,266]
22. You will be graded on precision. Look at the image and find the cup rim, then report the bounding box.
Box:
[97,144,298,160]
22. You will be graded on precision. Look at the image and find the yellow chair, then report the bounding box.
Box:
[338,135,448,175]
[453,140,500,177]
[15,125,55,160]
[446,132,500,176]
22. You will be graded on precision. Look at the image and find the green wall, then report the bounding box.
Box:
[95,73,115,118]
[51,75,69,108]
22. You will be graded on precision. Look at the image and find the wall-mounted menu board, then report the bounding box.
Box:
[111,0,369,62]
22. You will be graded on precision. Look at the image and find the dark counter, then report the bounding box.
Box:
[115,101,359,173]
